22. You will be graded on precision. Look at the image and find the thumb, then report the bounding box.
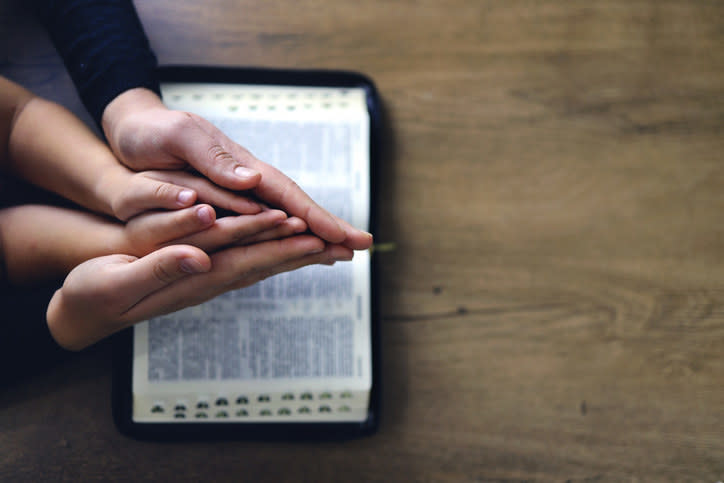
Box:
[166,112,262,191]
[116,245,212,299]
[111,245,213,325]
[47,246,211,351]
[115,176,198,221]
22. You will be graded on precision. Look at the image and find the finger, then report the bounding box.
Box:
[186,235,330,294]
[162,112,262,191]
[233,216,307,245]
[226,244,354,290]
[126,204,216,252]
[334,217,374,250]
[190,115,373,247]
[241,164,347,243]
[142,170,263,215]
[115,176,199,221]
[232,154,365,245]
[121,235,326,320]
[98,246,210,319]
[170,210,288,252]
[114,245,211,302]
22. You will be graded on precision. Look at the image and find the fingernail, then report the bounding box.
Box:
[234,166,258,179]
[177,189,195,205]
[336,252,354,262]
[197,205,214,225]
[180,258,205,274]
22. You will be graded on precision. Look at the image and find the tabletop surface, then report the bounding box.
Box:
[1,1,723,481]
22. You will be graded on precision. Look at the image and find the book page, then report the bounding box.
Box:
[131,83,371,423]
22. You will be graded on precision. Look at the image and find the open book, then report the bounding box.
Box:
[113,67,380,439]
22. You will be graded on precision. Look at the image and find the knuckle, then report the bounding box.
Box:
[153,182,174,201]
[207,144,234,168]
[302,203,314,226]
[278,178,301,206]
[152,262,177,284]
[262,238,286,260]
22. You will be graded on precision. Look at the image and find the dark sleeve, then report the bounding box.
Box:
[0,282,71,386]
[35,0,161,128]
[0,178,72,386]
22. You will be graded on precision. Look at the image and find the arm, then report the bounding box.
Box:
[35,0,161,128]
[0,282,70,385]
[0,203,309,286]
[35,0,371,249]
[33,0,262,193]
[0,76,260,221]
[0,202,351,351]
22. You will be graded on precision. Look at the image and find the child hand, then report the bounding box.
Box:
[99,168,264,222]
[46,237,354,350]
[118,204,310,257]
[0,203,306,286]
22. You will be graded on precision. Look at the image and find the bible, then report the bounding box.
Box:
[112,67,381,440]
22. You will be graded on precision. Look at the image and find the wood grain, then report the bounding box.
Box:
[1,0,723,481]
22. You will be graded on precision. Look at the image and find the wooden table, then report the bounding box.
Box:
[2,1,723,480]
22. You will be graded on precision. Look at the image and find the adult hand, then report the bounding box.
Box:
[46,236,353,351]
[102,88,373,250]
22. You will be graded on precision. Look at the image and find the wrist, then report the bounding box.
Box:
[95,164,135,219]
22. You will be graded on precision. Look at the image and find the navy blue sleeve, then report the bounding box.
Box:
[35,0,161,127]
[0,179,72,386]
[0,282,70,385]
